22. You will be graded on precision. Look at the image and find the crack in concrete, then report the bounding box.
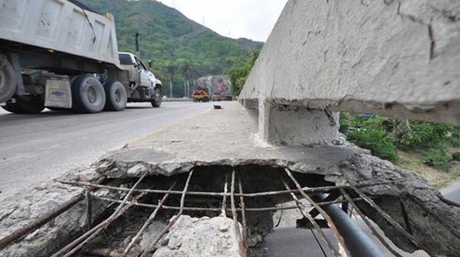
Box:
[428,23,436,60]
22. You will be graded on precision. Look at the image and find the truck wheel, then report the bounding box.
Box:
[151,87,162,108]
[72,75,106,113]
[104,80,127,111]
[0,54,17,103]
[2,96,45,114]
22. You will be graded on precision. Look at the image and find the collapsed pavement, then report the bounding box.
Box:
[1,102,458,257]
[1,1,459,256]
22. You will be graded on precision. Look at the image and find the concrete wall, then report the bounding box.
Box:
[240,0,460,126]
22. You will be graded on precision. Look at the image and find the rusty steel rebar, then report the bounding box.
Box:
[5,168,415,257]
[347,183,421,248]
[58,179,392,199]
[230,170,244,256]
[281,176,342,257]
[93,195,368,213]
[121,181,178,257]
[221,175,229,216]
[284,168,352,257]
[85,189,93,231]
[139,169,195,257]
[52,173,148,257]
[339,188,404,257]
[406,194,460,240]
[0,177,106,251]
[238,172,248,256]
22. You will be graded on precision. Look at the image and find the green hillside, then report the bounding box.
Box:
[79,0,263,84]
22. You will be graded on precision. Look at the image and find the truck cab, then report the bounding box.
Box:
[119,52,163,107]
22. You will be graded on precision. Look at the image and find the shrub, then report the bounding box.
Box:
[423,149,452,171]
[449,127,460,147]
[397,122,454,150]
[453,152,460,161]
[347,128,399,163]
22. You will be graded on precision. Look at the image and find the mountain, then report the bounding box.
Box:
[78,0,263,77]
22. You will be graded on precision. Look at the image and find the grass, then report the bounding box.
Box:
[397,150,460,189]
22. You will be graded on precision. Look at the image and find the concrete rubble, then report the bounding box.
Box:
[151,215,242,257]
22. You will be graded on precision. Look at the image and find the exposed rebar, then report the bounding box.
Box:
[348,183,421,248]
[230,170,244,256]
[284,168,352,257]
[52,173,148,257]
[0,177,106,251]
[58,179,391,199]
[281,176,341,257]
[139,169,195,257]
[339,188,403,257]
[121,181,178,257]
[93,196,368,212]
[238,171,248,256]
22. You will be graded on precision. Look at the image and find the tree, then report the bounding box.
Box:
[226,49,260,96]
[161,60,177,98]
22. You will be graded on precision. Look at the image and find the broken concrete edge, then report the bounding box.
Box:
[0,167,114,257]
[0,148,459,257]
[92,146,460,256]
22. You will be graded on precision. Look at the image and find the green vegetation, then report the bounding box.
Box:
[226,50,261,96]
[453,152,460,161]
[79,0,263,96]
[340,114,460,182]
[347,128,399,163]
[423,148,452,171]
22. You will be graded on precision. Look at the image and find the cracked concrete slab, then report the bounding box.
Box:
[96,102,360,178]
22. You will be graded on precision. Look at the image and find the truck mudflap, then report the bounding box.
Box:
[44,74,72,109]
[0,54,17,103]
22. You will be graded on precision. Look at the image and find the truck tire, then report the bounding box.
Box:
[2,96,45,114]
[0,54,17,103]
[104,80,127,111]
[72,75,106,113]
[151,87,162,108]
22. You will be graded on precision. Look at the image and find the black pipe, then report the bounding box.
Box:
[316,195,386,257]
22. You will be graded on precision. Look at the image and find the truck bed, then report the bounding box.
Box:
[0,0,121,68]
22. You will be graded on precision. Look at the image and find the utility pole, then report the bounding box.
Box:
[135,33,140,59]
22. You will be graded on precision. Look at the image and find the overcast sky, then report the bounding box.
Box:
[161,0,288,42]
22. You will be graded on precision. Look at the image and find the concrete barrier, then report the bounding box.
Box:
[239,0,460,145]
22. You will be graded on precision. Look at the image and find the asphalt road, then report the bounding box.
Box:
[0,102,212,201]
[442,179,460,204]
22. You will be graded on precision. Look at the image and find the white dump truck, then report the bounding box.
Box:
[0,0,163,114]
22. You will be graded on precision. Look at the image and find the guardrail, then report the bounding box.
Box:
[163,98,193,102]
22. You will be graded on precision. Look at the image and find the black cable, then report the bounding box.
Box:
[309,227,328,257]
[275,209,283,228]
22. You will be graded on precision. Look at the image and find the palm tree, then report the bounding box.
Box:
[162,60,176,98]
[177,59,200,98]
